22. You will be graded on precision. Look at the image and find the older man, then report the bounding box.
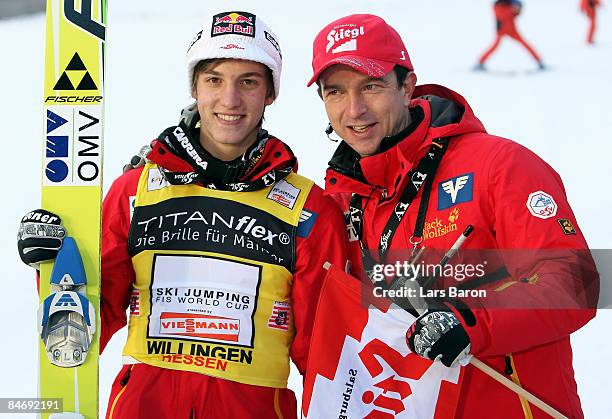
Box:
[307,13,597,418]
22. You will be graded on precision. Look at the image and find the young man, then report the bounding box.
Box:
[307,13,598,418]
[475,0,545,71]
[18,11,348,418]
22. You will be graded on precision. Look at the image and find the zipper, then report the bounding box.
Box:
[109,365,133,419]
[504,355,513,375]
[504,354,533,419]
[120,365,132,386]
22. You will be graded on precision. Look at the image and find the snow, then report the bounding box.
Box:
[1,0,610,417]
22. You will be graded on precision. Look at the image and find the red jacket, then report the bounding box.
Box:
[581,0,600,14]
[495,0,521,34]
[324,84,598,418]
[99,135,349,377]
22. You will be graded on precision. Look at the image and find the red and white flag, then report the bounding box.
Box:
[268,300,291,331]
[129,289,140,316]
[303,265,464,419]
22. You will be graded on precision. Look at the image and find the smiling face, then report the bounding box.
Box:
[192,59,274,161]
[319,65,416,156]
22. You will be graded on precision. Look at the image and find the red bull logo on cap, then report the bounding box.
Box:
[212,11,256,38]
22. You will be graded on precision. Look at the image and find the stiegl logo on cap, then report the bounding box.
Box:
[307,14,414,87]
[326,24,365,53]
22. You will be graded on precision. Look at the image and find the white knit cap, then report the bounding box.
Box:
[186,11,283,97]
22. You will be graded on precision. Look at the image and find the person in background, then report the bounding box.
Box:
[581,0,601,44]
[475,0,545,71]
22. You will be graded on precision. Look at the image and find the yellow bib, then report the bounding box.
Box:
[122,164,313,388]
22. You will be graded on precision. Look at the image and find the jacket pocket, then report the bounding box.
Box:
[108,365,133,419]
[504,354,534,419]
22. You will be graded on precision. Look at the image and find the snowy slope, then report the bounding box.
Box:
[1,0,610,417]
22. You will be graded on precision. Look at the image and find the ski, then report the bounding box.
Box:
[39,0,107,417]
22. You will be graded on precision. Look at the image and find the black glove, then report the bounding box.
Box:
[17,209,66,268]
[122,144,151,173]
[406,308,471,368]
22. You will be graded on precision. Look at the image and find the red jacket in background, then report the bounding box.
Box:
[581,0,601,14]
[478,0,542,65]
[495,0,521,34]
[581,0,601,43]
[325,84,598,418]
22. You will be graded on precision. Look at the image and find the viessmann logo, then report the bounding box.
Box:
[159,312,240,342]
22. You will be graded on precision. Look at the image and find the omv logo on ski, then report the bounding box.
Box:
[438,173,474,210]
[45,110,70,183]
[45,108,102,186]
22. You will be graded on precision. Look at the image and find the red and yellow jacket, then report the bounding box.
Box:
[99,134,348,387]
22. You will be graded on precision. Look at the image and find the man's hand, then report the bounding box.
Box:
[17,209,66,269]
[122,145,151,173]
[406,308,471,368]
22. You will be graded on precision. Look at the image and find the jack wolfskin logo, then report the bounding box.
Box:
[438,173,474,210]
[53,53,97,91]
[558,219,576,235]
